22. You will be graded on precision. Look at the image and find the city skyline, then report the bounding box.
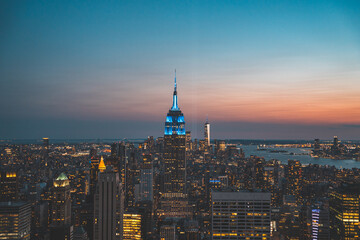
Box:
[1,0,360,139]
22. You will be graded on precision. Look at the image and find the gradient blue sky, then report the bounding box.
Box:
[1,0,360,139]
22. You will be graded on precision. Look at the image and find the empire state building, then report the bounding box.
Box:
[163,71,186,195]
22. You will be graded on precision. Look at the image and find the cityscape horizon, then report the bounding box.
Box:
[1,1,360,240]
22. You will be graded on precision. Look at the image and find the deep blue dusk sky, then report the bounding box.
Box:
[1,0,360,139]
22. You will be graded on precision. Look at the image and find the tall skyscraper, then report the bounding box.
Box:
[287,160,302,203]
[333,136,339,147]
[158,72,192,222]
[0,202,31,240]
[51,173,71,226]
[125,148,139,209]
[332,136,340,155]
[42,137,49,159]
[109,142,127,180]
[0,170,18,201]
[163,71,186,194]
[50,173,73,240]
[139,154,153,202]
[204,118,210,149]
[211,190,271,240]
[309,204,330,240]
[185,131,192,152]
[330,184,360,239]
[93,166,124,240]
[89,152,100,198]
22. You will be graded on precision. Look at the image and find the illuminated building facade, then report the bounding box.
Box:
[0,202,31,240]
[125,150,139,209]
[51,173,71,225]
[42,137,49,160]
[310,206,330,240]
[73,168,89,206]
[216,141,226,154]
[287,160,302,203]
[123,213,142,240]
[0,170,18,201]
[330,184,360,239]
[93,167,124,240]
[204,118,210,150]
[160,224,176,240]
[254,158,265,189]
[185,131,192,152]
[89,153,100,197]
[139,154,153,202]
[211,191,271,240]
[163,71,186,194]
[98,156,106,172]
[157,193,193,219]
[209,176,229,190]
[158,73,192,223]
[109,142,127,184]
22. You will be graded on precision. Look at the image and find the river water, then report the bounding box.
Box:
[239,145,360,169]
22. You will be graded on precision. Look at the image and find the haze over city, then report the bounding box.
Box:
[1,0,360,139]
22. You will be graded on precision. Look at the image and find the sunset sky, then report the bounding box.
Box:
[1,0,360,139]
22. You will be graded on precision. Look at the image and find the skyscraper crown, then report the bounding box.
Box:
[165,71,185,135]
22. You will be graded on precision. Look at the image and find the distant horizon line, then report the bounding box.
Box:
[1,138,359,143]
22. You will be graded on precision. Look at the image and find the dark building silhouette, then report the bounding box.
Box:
[93,166,124,240]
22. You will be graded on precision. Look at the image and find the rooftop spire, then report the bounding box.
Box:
[171,69,179,110]
[99,156,106,172]
[174,69,177,92]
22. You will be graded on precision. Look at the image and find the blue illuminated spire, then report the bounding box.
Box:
[165,70,185,136]
[174,69,177,91]
[171,69,179,110]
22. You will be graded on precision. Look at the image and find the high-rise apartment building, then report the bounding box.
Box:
[93,167,124,240]
[211,190,271,240]
[0,202,31,240]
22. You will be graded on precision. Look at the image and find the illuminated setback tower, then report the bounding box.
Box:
[164,71,186,194]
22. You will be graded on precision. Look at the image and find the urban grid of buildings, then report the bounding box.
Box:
[1,75,360,240]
